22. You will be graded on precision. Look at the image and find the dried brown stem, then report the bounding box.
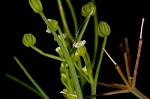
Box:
[84,89,129,99]
[132,18,145,86]
[97,82,127,89]
[103,48,131,88]
[119,37,132,83]
[124,37,132,83]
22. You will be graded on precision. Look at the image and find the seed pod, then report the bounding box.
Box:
[22,33,36,47]
[46,19,58,33]
[29,0,43,13]
[77,46,87,56]
[97,21,111,37]
[81,2,96,17]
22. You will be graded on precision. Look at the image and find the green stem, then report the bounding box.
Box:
[5,73,44,98]
[57,0,74,42]
[94,37,107,81]
[82,54,93,83]
[92,37,108,99]
[64,63,74,93]
[77,58,86,89]
[65,0,78,33]
[91,0,99,70]
[76,16,91,42]
[13,56,50,99]
[74,61,91,83]
[57,26,69,54]
[39,11,83,99]
[31,46,65,61]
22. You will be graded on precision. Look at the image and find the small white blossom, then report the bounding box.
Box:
[73,40,86,48]
[65,63,69,67]
[55,46,61,52]
[75,51,79,56]
[82,66,87,72]
[61,73,66,78]
[54,33,66,41]
[60,89,77,98]
[46,19,52,33]
[82,66,88,76]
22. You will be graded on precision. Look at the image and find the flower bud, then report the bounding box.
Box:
[22,33,36,47]
[46,19,58,33]
[73,51,80,62]
[81,2,96,17]
[29,0,43,13]
[97,21,111,37]
[82,66,88,76]
[77,46,87,56]
[55,47,64,58]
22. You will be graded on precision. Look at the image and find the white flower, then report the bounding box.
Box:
[82,66,88,76]
[73,40,86,48]
[61,73,66,78]
[75,51,79,56]
[82,66,87,72]
[46,19,52,33]
[55,46,61,52]
[54,33,66,41]
[60,89,77,98]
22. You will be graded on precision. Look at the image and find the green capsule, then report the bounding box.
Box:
[22,33,36,47]
[81,2,96,17]
[77,46,87,56]
[29,0,43,13]
[97,21,111,37]
[47,19,58,33]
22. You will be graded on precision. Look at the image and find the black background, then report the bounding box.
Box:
[1,0,150,99]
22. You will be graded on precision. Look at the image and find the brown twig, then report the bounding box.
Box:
[124,37,132,83]
[103,48,131,88]
[84,18,149,99]
[119,37,132,83]
[84,89,129,99]
[97,82,127,89]
[132,18,145,86]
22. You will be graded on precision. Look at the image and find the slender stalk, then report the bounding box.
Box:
[57,26,69,54]
[39,11,83,99]
[74,62,91,83]
[64,63,74,93]
[31,46,65,61]
[91,37,108,99]
[84,89,129,99]
[132,18,145,86]
[130,87,149,99]
[91,0,99,70]
[115,65,131,88]
[57,0,74,42]
[82,54,93,83]
[103,48,131,88]
[65,0,78,33]
[13,56,50,99]
[94,37,107,82]
[123,52,131,83]
[97,82,127,89]
[98,89,129,96]
[132,38,143,86]
[76,57,86,89]
[5,73,44,98]
[76,15,91,42]
[124,37,132,83]
[124,37,131,72]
